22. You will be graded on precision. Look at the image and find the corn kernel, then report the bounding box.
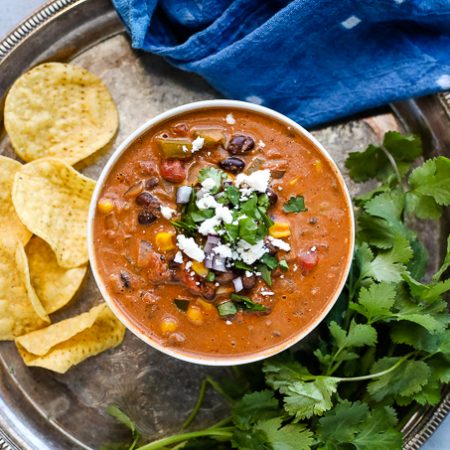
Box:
[269,222,291,238]
[160,316,178,334]
[228,173,236,181]
[313,159,322,173]
[97,198,114,214]
[155,232,176,251]
[289,176,300,186]
[192,261,208,278]
[186,306,204,325]
[197,299,214,311]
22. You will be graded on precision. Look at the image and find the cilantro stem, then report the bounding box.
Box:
[135,428,234,450]
[182,376,231,430]
[337,353,411,382]
[380,145,404,191]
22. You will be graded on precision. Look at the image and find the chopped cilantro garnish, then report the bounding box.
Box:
[279,259,289,271]
[198,167,226,194]
[234,260,254,271]
[261,253,278,270]
[238,217,260,244]
[283,195,307,213]
[190,209,215,222]
[258,263,272,286]
[224,185,240,206]
[231,293,267,312]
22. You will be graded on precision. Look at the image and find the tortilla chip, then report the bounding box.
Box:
[12,158,95,268]
[0,238,49,340]
[0,156,32,245]
[4,62,119,165]
[15,303,125,373]
[26,236,87,314]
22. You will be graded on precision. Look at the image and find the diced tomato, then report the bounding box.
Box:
[160,159,186,183]
[182,270,203,295]
[298,250,318,274]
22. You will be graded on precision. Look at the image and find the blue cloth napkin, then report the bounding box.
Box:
[112,0,450,127]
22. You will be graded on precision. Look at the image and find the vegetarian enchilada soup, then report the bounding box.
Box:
[92,107,353,359]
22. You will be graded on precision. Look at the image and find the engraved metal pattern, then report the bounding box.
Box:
[0,0,82,61]
[0,1,448,449]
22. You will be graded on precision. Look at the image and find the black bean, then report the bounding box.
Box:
[242,274,257,290]
[266,188,278,207]
[138,208,157,225]
[135,192,159,208]
[214,272,235,284]
[264,238,277,256]
[219,157,245,174]
[120,271,131,289]
[201,283,217,301]
[227,134,255,155]
[145,176,159,190]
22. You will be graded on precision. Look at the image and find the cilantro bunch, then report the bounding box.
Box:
[105,132,450,450]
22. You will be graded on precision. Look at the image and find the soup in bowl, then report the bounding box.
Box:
[88,100,354,365]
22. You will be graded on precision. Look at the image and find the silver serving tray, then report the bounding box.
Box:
[0,1,448,449]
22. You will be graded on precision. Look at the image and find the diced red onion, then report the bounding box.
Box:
[212,256,227,272]
[204,234,221,253]
[176,186,192,204]
[233,277,243,292]
[204,254,214,269]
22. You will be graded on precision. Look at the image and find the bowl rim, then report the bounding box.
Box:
[88,99,355,366]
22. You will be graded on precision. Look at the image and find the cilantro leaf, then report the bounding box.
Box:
[390,323,450,353]
[361,235,412,283]
[350,282,397,323]
[433,235,450,281]
[283,195,307,213]
[329,320,377,348]
[231,390,281,430]
[258,264,272,286]
[198,167,226,194]
[231,429,268,450]
[238,217,260,244]
[408,156,450,206]
[260,253,278,270]
[224,185,240,206]
[263,358,311,390]
[255,417,313,450]
[231,294,267,312]
[367,357,431,404]
[346,132,421,182]
[281,378,339,420]
[351,406,402,449]
[317,400,369,444]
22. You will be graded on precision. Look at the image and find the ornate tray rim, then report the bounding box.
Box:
[0,1,448,449]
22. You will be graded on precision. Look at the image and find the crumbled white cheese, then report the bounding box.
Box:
[261,290,275,296]
[191,136,205,153]
[185,261,193,270]
[195,281,201,286]
[268,236,291,252]
[215,282,220,287]
[215,204,233,224]
[245,271,254,277]
[235,169,271,194]
[258,140,266,148]
[174,251,184,264]
[213,244,234,259]
[177,235,205,262]
[196,193,219,210]
[293,263,298,272]
[182,145,189,153]
[161,205,176,220]
[198,216,220,235]
[277,186,283,191]
[237,240,268,264]
[200,178,216,193]
[226,113,236,125]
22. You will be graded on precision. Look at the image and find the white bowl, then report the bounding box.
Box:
[88,99,355,366]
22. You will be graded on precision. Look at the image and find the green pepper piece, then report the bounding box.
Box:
[193,127,225,146]
[156,137,193,159]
